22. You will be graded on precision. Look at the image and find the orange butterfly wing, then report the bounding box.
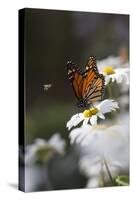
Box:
[67,57,105,106]
[67,61,84,100]
[82,57,105,104]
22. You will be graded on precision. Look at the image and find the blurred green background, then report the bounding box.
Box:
[24,8,129,144]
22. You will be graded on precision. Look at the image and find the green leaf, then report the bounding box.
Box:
[115,176,129,186]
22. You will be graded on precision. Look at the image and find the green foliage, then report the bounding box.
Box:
[115,176,129,186]
[35,146,55,164]
[25,102,73,144]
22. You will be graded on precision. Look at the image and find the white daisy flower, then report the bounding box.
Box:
[69,122,129,187]
[25,133,66,164]
[101,67,129,85]
[97,56,129,85]
[66,99,119,130]
[97,55,129,70]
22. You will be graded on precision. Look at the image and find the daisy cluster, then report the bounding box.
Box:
[97,56,129,85]
[25,133,66,165]
[24,134,66,192]
[66,55,129,187]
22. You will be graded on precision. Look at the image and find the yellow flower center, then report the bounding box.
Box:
[102,66,115,75]
[83,107,99,118]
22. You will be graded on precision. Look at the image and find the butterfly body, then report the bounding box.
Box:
[67,57,105,108]
[76,98,88,108]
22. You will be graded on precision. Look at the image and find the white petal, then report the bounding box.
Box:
[111,74,116,82]
[69,127,87,144]
[104,75,110,85]
[122,73,129,84]
[49,134,66,154]
[35,138,46,147]
[97,99,119,114]
[66,113,83,130]
[86,177,100,188]
[97,112,105,119]
[69,125,93,146]
[116,74,123,83]
[114,68,129,84]
[90,115,97,125]
[79,156,102,177]
[83,118,89,126]
[115,68,129,73]
[115,72,124,83]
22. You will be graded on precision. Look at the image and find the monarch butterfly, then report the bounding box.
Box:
[67,56,105,108]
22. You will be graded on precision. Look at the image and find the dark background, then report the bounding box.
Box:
[24,8,129,144]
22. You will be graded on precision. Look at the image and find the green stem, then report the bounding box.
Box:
[103,158,114,184]
[107,83,113,98]
[100,160,105,187]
